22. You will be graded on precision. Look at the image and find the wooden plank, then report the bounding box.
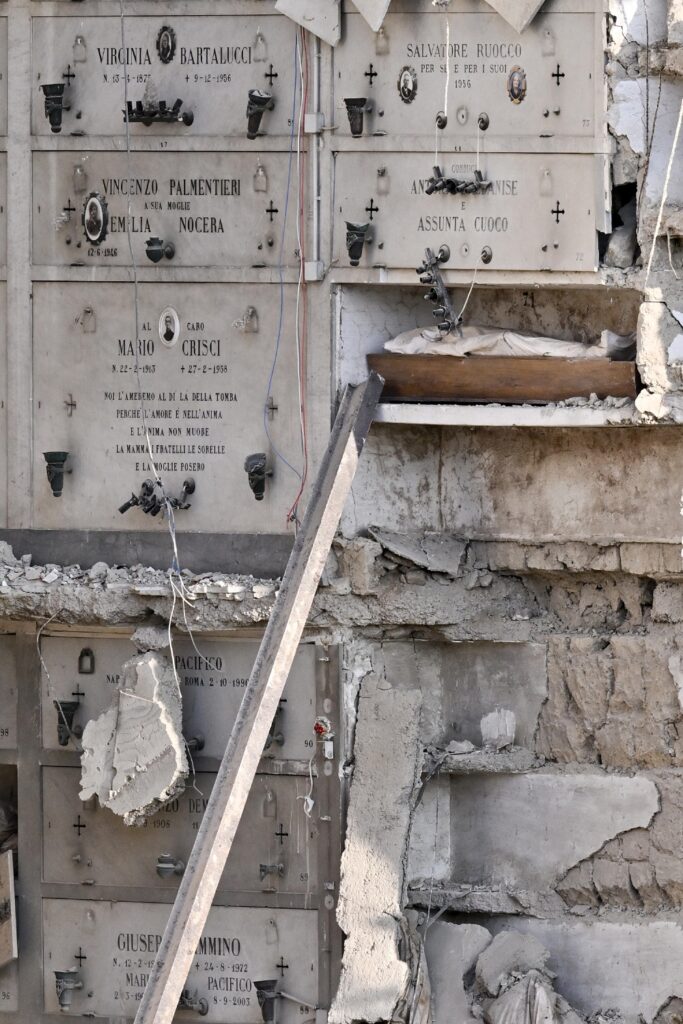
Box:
[367,354,636,404]
[134,373,384,1024]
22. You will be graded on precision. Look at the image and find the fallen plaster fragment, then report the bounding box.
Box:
[80,650,188,826]
[635,389,683,422]
[424,921,491,1024]
[330,682,423,1024]
[275,0,341,46]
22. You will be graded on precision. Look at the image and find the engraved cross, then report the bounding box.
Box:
[552,64,565,85]
[365,198,379,221]
[62,198,76,220]
[364,63,378,85]
[74,948,87,967]
[276,957,289,977]
[266,201,279,222]
[64,393,77,417]
[551,202,565,223]
[62,64,76,85]
[265,64,279,86]
[275,824,289,844]
[73,815,87,836]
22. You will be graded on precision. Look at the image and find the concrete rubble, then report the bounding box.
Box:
[80,649,189,826]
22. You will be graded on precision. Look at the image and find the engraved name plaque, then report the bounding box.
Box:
[334,151,601,271]
[32,283,312,533]
[43,900,318,1021]
[33,151,300,268]
[32,16,295,139]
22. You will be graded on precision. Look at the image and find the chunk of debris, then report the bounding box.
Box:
[481,709,517,751]
[485,969,557,1024]
[80,650,188,826]
[131,625,171,653]
[425,921,491,1024]
[476,931,552,997]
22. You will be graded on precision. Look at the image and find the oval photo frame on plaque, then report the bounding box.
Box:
[159,306,180,347]
[82,192,109,246]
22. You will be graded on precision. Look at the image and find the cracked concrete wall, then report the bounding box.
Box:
[343,425,683,542]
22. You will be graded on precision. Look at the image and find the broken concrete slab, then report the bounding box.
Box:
[80,651,188,826]
[482,0,545,33]
[476,931,550,997]
[444,772,659,891]
[349,0,392,33]
[275,0,341,46]
[330,681,423,1024]
[368,529,467,578]
[424,921,491,1024]
[422,745,540,776]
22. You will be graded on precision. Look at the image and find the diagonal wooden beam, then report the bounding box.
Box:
[135,373,384,1024]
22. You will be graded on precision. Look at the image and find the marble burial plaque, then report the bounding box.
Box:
[43,768,321,894]
[0,962,16,1014]
[336,11,598,145]
[334,151,601,271]
[0,21,7,136]
[43,900,318,1021]
[32,15,296,138]
[32,150,300,268]
[0,637,17,749]
[32,283,310,532]
[40,635,318,761]
[0,159,7,266]
[0,289,6,529]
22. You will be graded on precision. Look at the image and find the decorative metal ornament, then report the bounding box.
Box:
[397,66,418,104]
[507,66,527,105]
[82,192,109,245]
[156,25,177,65]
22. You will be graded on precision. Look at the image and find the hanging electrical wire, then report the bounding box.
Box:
[287,27,310,528]
[258,28,310,530]
[117,0,216,774]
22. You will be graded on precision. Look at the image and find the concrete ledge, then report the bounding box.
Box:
[0,530,292,577]
[374,403,637,427]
